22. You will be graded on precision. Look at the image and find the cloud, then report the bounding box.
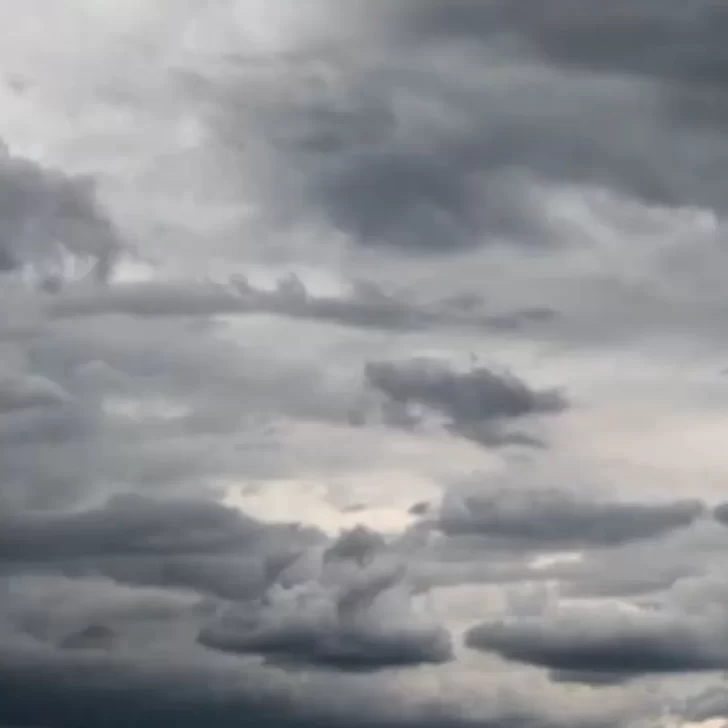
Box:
[0,494,277,562]
[2,3,728,727]
[683,687,728,724]
[0,488,327,606]
[198,527,453,671]
[173,0,728,273]
[364,358,566,447]
[0,640,621,728]
[464,606,728,682]
[712,502,728,527]
[46,274,556,335]
[0,145,120,282]
[436,482,705,548]
[0,373,70,412]
[401,0,728,91]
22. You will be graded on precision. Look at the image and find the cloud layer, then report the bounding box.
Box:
[1,2,728,728]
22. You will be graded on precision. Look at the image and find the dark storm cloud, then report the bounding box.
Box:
[0,491,452,672]
[197,0,728,259]
[207,54,657,252]
[0,513,459,726]
[197,526,453,672]
[0,645,620,728]
[464,608,728,682]
[364,358,566,447]
[198,603,452,672]
[437,485,705,548]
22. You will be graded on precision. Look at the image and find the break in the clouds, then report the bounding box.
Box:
[2,2,728,728]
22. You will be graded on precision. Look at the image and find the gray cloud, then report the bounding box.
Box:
[197,14,728,260]
[402,1,728,91]
[46,275,555,337]
[198,527,452,672]
[0,373,70,413]
[682,686,728,724]
[712,502,728,527]
[2,3,728,726]
[0,494,282,563]
[0,145,120,282]
[364,358,566,447]
[465,606,728,682]
[436,484,705,548]
[0,642,620,728]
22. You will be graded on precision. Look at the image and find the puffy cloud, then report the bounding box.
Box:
[465,603,728,682]
[364,358,566,447]
[197,526,452,671]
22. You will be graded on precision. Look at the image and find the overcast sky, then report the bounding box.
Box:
[1,2,728,727]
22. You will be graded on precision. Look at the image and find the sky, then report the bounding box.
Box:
[1,2,728,727]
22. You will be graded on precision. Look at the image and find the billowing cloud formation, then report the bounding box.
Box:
[188,0,728,260]
[198,528,453,671]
